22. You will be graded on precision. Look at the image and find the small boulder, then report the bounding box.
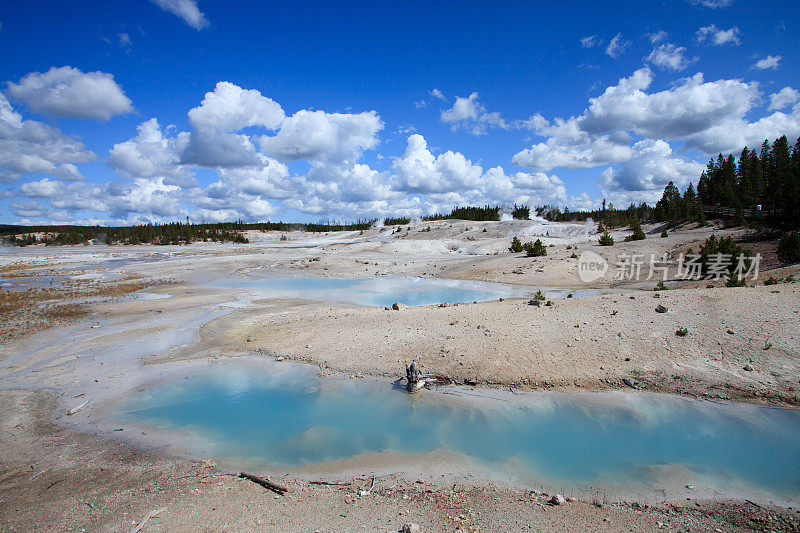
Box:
[528,299,541,306]
[743,364,753,371]
[392,302,407,311]
[549,494,566,505]
[655,304,668,313]
[623,378,638,389]
[401,524,421,533]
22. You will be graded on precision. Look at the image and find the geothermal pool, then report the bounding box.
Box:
[216,275,524,307]
[213,275,595,307]
[114,361,800,501]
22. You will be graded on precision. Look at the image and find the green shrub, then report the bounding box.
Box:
[661,229,669,238]
[524,239,548,257]
[654,280,667,291]
[675,327,688,337]
[778,232,800,264]
[509,236,524,253]
[726,275,747,287]
[764,277,778,285]
[570,252,578,259]
[624,219,646,241]
[698,235,752,277]
[598,231,614,246]
[532,289,546,301]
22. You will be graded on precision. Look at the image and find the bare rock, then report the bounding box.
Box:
[401,524,421,533]
[743,363,754,371]
[549,494,566,505]
[392,302,407,311]
[655,304,668,313]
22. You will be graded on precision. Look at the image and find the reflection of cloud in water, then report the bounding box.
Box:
[115,359,800,503]
[213,275,524,307]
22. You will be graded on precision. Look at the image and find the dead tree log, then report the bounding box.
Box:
[238,472,288,494]
[405,359,421,392]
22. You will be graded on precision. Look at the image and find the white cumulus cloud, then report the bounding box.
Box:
[599,139,704,203]
[440,92,507,135]
[512,116,632,171]
[646,43,694,71]
[769,87,800,111]
[696,24,741,46]
[752,55,781,70]
[690,0,733,8]
[187,81,284,132]
[6,66,133,121]
[430,88,446,101]
[109,118,192,184]
[0,93,94,183]
[580,68,759,143]
[259,109,382,165]
[580,35,600,48]
[605,33,628,58]
[393,134,483,194]
[648,31,668,44]
[150,0,209,30]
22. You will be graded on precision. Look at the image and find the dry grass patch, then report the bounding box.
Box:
[0,278,151,342]
[95,280,146,297]
[42,303,90,319]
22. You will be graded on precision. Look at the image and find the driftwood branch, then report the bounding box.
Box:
[238,472,288,495]
[309,480,349,486]
[129,507,166,533]
[66,400,89,416]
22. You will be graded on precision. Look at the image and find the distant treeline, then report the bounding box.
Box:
[537,202,650,229]
[0,219,377,247]
[649,136,800,227]
[695,136,799,227]
[539,136,800,230]
[383,217,411,226]
[511,204,530,220]
[383,205,531,225]
[423,205,501,222]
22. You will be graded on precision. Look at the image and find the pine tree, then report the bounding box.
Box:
[748,147,766,208]
[789,138,800,227]
[697,169,711,205]
[772,136,793,225]
[737,147,754,208]
[654,181,683,225]
[683,182,704,223]
[761,139,776,210]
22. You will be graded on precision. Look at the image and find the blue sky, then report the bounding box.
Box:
[0,0,798,224]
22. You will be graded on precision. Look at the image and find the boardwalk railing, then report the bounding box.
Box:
[703,205,782,218]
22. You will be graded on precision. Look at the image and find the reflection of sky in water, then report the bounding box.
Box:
[116,361,800,498]
[215,276,535,307]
